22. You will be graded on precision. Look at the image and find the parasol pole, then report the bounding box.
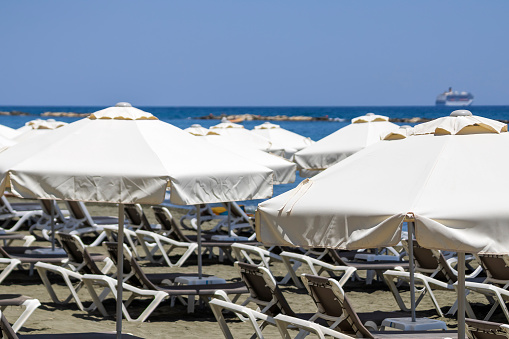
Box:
[50,200,55,252]
[227,202,232,236]
[406,217,416,322]
[116,203,124,339]
[457,252,466,339]
[196,205,202,279]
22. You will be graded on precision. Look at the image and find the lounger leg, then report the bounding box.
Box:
[281,256,304,288]
[383,274,411,312]
[82,279,110,317]
[210,301,236,339]
[420,280,444,317]
[0,259,21,284]
[131,291,167,323]
[173,244,198,267]
[87,231,107,247]
[11,299,41,333]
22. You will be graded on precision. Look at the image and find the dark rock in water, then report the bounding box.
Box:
[41,112,90,117]
[389,117,432,123]
[0,110,30,116]
[196,113,329,122]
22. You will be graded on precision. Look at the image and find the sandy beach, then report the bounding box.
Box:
[0,199,501,338]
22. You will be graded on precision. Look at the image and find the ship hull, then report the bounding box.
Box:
[436,99,473,106]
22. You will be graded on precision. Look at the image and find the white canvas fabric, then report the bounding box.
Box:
[293,118,399,176]
[0,105,274,206]
[0,124,19,139]
[200,134,296,185]
[257,112,509,254]
[252,122,314,159]
[0,135,16,152]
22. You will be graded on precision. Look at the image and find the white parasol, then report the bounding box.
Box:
[293,113,399,177]
[0,103,274,338]
[252,121,314,159]
[257,110,509,338]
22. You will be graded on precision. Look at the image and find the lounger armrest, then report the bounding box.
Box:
[34,261,84,280]
[0,258,21,265]
[100,257,115,274]
[274,314,356,339]
[209,298,272,324]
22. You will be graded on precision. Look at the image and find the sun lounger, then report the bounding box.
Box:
[302,274,459,338]
[384,240,482,317]
[234,263,412,337]
[0,258,22,284]
[208,202,255,235]
[35,233,115,311]
[274,314,356,339]
[135,227,198,267]
[152,205,259,262]
[85,242,248,317]
[209,296,272,339]
[235,261,327,330]
[179,204,228,231]
[0,243,69,276]
[0,196,42,233]
[0,233,35,247]
[36,236,165,322]
[465,318,509,339]
[29,200,71,241]
[0,310,143,339]
[279,251,357,288]
[100,204,154,260]
[328,248,410,284]
[64,201,120,246]
[123,203,160,232]
[231,243,296,284]
[0,295,40,333]
[103,242,212,285]
[463,253,509,323]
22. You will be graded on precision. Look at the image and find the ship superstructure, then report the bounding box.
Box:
[436,87,474,106]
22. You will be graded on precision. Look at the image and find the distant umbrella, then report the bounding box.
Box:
[210,118,284,155]
[293,113,399,177]
[252,122,313,159]
[183,124,218,136]
[14,119,68,142]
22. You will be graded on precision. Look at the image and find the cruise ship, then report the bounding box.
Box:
[435,87,474,106]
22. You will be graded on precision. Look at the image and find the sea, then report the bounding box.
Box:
[1,105,508,210]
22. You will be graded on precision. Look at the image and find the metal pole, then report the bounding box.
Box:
[196,205,202,279]
[116,203,124,339]
[457,252,466,339]
[408,221,416,322]
[227,202,232,236]
[50,200,55,252]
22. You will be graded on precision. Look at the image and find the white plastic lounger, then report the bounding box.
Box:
[0,295,41,333]
[280,251,357,288]
[135,228,198,267]
[209,296,272,339]
[0,196,42,233]
[274,314,356,339]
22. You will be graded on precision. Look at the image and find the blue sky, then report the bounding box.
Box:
[1,1,508,106]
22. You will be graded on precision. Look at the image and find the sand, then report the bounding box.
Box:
[0,199,503,338]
